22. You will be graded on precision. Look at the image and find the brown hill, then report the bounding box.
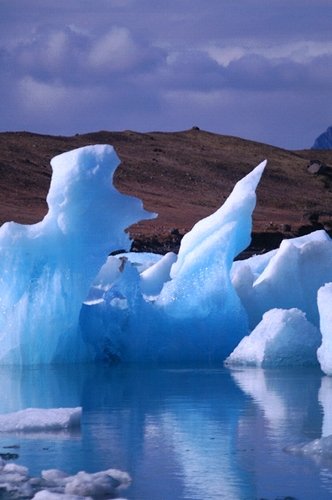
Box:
[1,128,332,255]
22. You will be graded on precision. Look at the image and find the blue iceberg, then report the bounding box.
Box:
[1,143,332,373]
[0,145,154,364]
[80,159,266,363]
[230,230,332,372]
[0,144,265,365]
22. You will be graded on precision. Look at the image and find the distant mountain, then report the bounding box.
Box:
[312,126,332,149]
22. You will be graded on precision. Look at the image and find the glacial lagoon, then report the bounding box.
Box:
[1,363,332,499]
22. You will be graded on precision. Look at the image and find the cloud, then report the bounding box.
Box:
[87,27,164,77]
[6,23,332,96]
[157,47,332,94]
[0,0,331,148]
[224,53,332,91]
[207,41,332,66]
[3,24,165,87]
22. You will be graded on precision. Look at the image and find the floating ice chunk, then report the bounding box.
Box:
[0,407,81,433]
[225,308,321,367]
[232,230,332,329]
[0,460,130,499]
[317,283,332,375]
[63,469,130,497]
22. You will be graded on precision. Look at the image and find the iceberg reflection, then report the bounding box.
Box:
[1,365,332,498]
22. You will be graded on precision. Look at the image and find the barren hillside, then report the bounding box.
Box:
[0,129,331,254]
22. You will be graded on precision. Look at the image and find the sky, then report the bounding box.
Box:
[0,0,331,149]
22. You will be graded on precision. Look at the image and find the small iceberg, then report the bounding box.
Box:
[225,308,321,367]
[0,407,81,433]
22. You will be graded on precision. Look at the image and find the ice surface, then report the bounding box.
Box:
[0,145,154,364]
[86,251,177,303]
[317,283,332,375]
[170,160,267,279]
[81,160,266,363]
[0,459,130,499]
[225,308,321,367]
[0,407,81,433]
[232,230,332,329]
[140,251,177,297]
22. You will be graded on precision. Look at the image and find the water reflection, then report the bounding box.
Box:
[0,364,332,499]
[231,367,322,442]
[230,367,332,499]
[80,366,252,499]
[319,376,332,438]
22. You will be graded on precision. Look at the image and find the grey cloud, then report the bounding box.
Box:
[157,51,225,91]
[2,0,332,48]
[156,49,332,94]
[0,0,331,148]
[224,54,332,91]
[3,24,165,86]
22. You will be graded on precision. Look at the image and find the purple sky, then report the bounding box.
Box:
[1,0,331,149]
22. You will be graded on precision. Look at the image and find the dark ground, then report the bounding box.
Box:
[1,128,332,256]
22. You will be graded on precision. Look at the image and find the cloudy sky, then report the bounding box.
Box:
[1,0,331,149]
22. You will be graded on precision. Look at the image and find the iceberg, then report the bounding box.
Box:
[0,145,154,364]
[231,230,332,329]
[228,231,332,372]
[1,140,332,371]
[0,143,266,365]
[225,308,321,367]
[0,407,81,433]
[80,160,266,363]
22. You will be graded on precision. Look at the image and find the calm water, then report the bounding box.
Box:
[0,364,331,499]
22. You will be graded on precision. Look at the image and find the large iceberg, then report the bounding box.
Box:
[1,141,332,372]
[0,144,266,365]
[80,160,266,363]
[0,145,154,364]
